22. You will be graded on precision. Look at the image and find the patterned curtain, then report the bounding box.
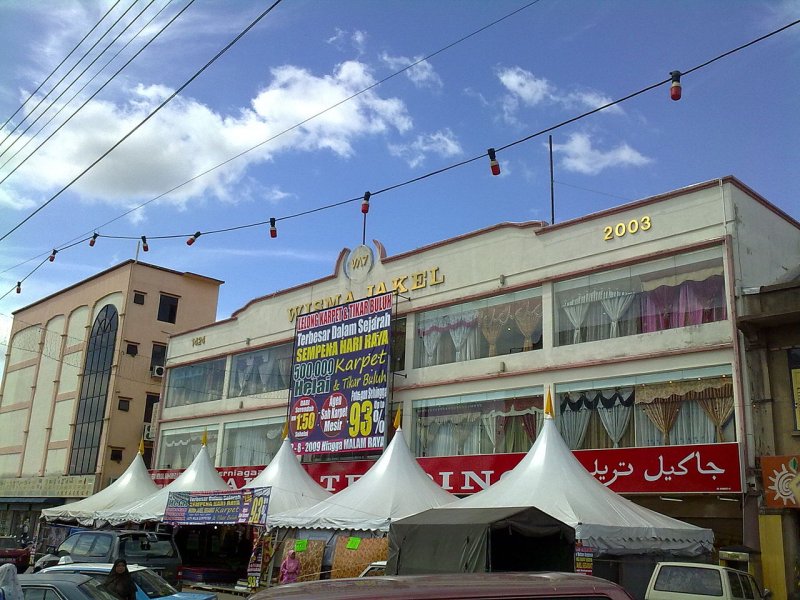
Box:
[512,299,543,350]
[448,310,480,361]
[593,388,634,448]
[480,306,511,356]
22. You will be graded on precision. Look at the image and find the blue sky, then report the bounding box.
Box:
[1,0,798,366]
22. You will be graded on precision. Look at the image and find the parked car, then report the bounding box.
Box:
[249,572,634,600]
[39,563,217,600]
[357,560,386,577]
[644,562,770,599]
[33,531,182,588]
[0,536,31,573]
[18,572,121,600]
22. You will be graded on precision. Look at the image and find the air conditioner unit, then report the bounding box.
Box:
[152,365,166,378]
[143,424,156,441]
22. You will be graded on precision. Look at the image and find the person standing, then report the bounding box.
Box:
[102,560,137,600]
[279,550,301,584]
[0,564,23,600]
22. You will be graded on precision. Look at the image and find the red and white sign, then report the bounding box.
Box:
[150,442,741,495]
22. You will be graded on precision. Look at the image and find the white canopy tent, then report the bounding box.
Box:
[96,444,230,525]
[269,429,457,532]
[242,438,331,523]
[41,452,158,526]
[452,411,714,555]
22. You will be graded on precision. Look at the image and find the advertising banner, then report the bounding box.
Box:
[760,455,800,509]
[163,487,270,525]
[289,292,393,455]
[152,442,741,495]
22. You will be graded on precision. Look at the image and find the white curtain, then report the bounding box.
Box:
[418,317,445,367]
[481,407,539,453]
[448,310,479,362]
[595,389,633,448]
[559,402,592,450]
[256,353,277,391]
[599,290,635,338]
[562,297,591,344]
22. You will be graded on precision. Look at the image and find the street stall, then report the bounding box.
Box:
[387,397,714,599]
[268,429,456,580]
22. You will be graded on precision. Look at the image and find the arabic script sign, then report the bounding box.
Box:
[151,442,741,494]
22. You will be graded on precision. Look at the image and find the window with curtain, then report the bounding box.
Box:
[554,248,727,346]
[634,378,733,446]
[413,288,542,368]
[164,357,226,407]
[228,343,292,398]
[413,394,543,457]
[221,420,283,466]
[157,427,218,469]
[557,388,635,450]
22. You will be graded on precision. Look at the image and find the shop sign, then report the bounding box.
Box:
[574,543,594,575]
[0,474,95,498]
[760,455,800,509]
[150,442,740,495]
[163,487,270,525]
[289,293,392,455]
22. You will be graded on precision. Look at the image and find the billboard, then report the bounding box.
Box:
[289,292,393,455]
[163,487,270,525]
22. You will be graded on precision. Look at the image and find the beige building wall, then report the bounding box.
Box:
[0,260,222,512]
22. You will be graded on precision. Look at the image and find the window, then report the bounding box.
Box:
[110,448,123,463]
[21,588,63,600]
[144,393,159,423]
[150,343,167,372]
[556,365,735,450]
[221,419,283,466]
[228,344,292,398]
[413,388,543,457]
[157,427,218,469]
[554,247,726,346]
[88,534,112,557]
[133,291,146,305]
[118,398,130,412]
[71,533,98,558]
[789,349,800,430]
[653,565,722,595]
[69,304,118,475]
[125,342,138,356]
[164,358,226,407]
[157,294,179,323]
[414,287,542,368]
[391,317,406,371]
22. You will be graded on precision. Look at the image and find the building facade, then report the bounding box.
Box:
[0,260,222,536]
[154,177,799,591]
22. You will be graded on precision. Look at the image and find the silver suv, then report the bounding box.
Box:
[33,530,182,588]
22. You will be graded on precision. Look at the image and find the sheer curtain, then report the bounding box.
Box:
[479,306,512,356]
[594,388,634,447]
[558,393,592,449]
[562,296,592,344]
[513,300,543,350]
[598,291,635,338]
[418,316,445,366]
[448,310,479,362]
[676,275,727,326]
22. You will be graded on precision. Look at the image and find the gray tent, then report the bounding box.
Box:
[388,506,575,575]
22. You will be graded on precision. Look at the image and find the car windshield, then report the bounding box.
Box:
[131,569,178,598]
[654,566,724,596]
[0,538,18,550]
[79,577,127,600]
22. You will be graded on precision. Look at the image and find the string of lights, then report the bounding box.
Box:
[0,0,181,177]
[0,0,124,136]
[0,0,286,243]
[0,0,143,156]
[1,17,797,301]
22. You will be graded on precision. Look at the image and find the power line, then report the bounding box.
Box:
[0,0,142,154]
[0,0,124,135]
[0,0,286,243]
[1,16,798,295]
[0,0,180,181]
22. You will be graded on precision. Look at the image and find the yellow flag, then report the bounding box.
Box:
[201,428,208,446]
[544,387,554,419]
[393,408,402,430]
[281,421,289,440]
[138,438,145,455]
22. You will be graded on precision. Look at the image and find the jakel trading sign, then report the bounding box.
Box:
[289,292,393,455]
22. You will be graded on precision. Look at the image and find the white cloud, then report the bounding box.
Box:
[380,53,442,88]
[327,28,367,54]
[1,61,412,212]
[388,129,462,168]
[496,66,622,122]
[552,132,651,175]
[0,187,37,210]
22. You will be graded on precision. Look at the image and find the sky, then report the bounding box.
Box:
[0,0,799,371]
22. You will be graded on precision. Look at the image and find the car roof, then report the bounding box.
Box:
[20,573,97,585]
[250,572,630,600]
[43,563,148,573]
[657,562,750,575]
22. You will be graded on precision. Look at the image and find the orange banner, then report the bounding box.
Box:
[760,455,800,509]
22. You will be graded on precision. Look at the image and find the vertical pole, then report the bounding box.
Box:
[362,212,367,246]
[549,135,555,225]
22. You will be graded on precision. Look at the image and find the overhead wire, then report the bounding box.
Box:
[0,0,286,243]
[0,0,180,180]
[1,16,798,298]
[0,0,142,155]
[0,0,124,137]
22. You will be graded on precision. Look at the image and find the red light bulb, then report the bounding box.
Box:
[141,236,149,252]
[670,71,682,101]
[186,231,201,246]
[16,282,21,294]
[89,233,98,247]
[49,249,57,262]
[488,148,500,176]
[270,218,277,239]
[361,191,371,214]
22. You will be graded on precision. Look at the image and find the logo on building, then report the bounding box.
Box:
[344,245,374,283]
